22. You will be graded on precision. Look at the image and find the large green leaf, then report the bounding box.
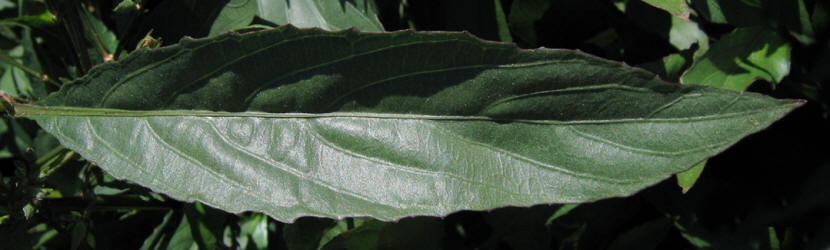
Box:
[14,26,801,222]
[255,0,383,32]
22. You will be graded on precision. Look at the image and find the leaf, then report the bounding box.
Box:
[777,0,815,45]
[493,0,512,43]
[693,0,764,26]
[676,160,705,193]
[640,0,690,20]
[508,0,551,47]
[320,218,443,250]
[626,1,708,51]
[283,217,338,250]
[210,0,257,36]
[638,51,693,82]
[255,0,383,32]
[678,27,789,192]
[139,210,179,250]
[15,26,802,222]
[607,217,672,250]
[681,27,791,91]
[235,213,269,249]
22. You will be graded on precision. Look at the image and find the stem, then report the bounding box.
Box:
[45,0,92,74]
[35,145,67,165]
[0,52,62,87]
[112,5,143,60]
[40,151,75,178]
[78,3,112,62]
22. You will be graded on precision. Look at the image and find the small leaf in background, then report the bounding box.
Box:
[640,0,691,20]
[607,217,672,250]
[283,217,338,250]
[320,218,443,250]
[0,43,47,99]
[681,27,791,91]
[693,0,764,26]
[209,0,257,36]
[162,203,228,249]
[508,0,551,47]
[70,222,88,250]
[626,0,708,52]
[493,0,512,42]
[255,0,383,32]
[813,1,829,37]
[638,51,693,82]
[231,213,269,249]
[139,210,178,250]
[0,0,14,11]
[484,206,558,249]
[676,161,705,193]
[83,9,118,55]
[135,30,161,50]
[0,117,32,159]
[775,0,815,45]
[113,0,139,14]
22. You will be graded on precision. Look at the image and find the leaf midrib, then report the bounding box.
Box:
[16,101,801,125]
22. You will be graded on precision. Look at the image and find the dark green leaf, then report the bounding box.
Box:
[681,27,790,91]
[70,222,87,250]
[139,210,179,250]
[283,217,338,250]
[777,0,815,45]
[493,0,512,42]
[484,206,557,249]
[508,0,550,47]
[16,26,802,222]
[693,0,764,26]
[320,218,443,250]
[0,118,31,159]
[283,219,329,250]
[607,217,672,250]
[407,0,511,42]
[813,2,830,38]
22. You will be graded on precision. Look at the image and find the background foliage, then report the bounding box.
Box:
[0,0,828,249]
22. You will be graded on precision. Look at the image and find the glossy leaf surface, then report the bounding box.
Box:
[255,0,383,32]
[16,26,801,222]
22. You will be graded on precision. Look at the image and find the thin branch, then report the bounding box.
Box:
[0,52,62,87]
[78,3,112,62]
[40,151,75,179]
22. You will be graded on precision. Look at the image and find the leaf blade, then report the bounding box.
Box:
[18,27,803,222]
